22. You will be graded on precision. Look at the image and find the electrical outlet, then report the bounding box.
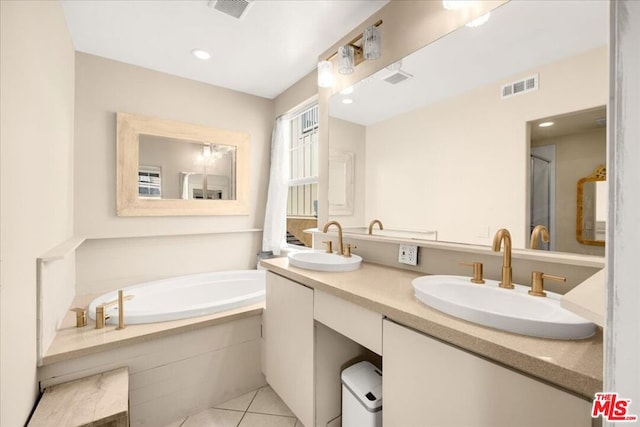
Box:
[398,244,418,266]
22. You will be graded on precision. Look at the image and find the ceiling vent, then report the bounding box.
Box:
[383,69,413,85]
[208,0,254,19]
[501,74,539,99]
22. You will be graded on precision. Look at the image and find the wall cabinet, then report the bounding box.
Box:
[264,272,314,427]
[382,319,592,427]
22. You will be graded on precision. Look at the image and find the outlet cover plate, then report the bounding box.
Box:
[398,244,418,266]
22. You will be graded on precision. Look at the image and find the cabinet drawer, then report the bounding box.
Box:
[314,290,382,355]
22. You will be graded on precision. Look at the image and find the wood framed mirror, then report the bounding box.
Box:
[576,165,606,246]
[116,112,250,216]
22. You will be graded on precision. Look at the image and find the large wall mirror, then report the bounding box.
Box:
[117,113,249,216]
[327,0,608,255]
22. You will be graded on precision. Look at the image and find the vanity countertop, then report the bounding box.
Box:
[261,257,602,400]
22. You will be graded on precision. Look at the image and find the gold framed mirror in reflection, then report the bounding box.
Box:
[576,165,606,247]
[116,112,249,216]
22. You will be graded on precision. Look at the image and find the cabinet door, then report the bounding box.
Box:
[383,320,592,427]
[264,272,314,427]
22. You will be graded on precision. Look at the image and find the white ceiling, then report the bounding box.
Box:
[330,0,609,126]
[61,0,389,99]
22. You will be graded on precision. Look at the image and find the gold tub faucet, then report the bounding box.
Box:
[530,225,550,249]
[368,219,384,235]
[492,229,514,289]
[95,292,134,329]
[322,221,344,255]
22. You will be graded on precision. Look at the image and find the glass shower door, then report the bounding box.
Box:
[530,154,551,251]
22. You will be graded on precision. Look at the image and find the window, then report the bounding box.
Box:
[138,165,162,199]
[286,105,318,246]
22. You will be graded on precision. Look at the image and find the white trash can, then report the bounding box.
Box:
[341,361,382,427]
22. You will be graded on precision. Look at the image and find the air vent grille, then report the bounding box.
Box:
[208,0,253,19]
[383,70,413,85]
[501,74,539,99]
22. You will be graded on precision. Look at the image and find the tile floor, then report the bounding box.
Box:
[166,385,303,427]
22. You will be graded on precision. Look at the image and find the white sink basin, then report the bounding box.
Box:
[288,251,362,272]
[412,275,596,340]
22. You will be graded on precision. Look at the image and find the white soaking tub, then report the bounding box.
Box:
[88,270,265,325]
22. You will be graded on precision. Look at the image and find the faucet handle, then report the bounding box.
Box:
[460,262,485,284]
[70,308,87,327]
[322,240,333,254]
[344,243,357,258]
[529,271,566,297]
[95,305,110,329]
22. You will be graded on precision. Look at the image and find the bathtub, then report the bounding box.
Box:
[88,270,265,325]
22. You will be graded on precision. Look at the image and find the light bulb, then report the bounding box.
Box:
[317,61,335,88]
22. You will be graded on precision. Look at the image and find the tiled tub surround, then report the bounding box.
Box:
[261,257,602,399]
[39,298,265,427]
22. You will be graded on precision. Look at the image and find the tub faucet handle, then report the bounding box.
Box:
[116,290,126,330]
[70,308,87,327]
[95,305,110,329]
[322,240,333,253]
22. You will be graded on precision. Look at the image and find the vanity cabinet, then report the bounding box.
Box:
[264,272,314,427]
[382,320,593,427]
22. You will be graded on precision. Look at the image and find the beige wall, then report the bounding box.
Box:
[534,129,606,256]
[76,233,263,295]
[317,0,507,227]
[73,53,275,292]
[328,117,366,227]
[74,52,274,238]
[0,1,75,424]
[364,47,607,248]
[274,70,317,118]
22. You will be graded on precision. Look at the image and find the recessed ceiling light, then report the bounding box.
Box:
[466,12,490,27]
[191,49,211,60]
[340,86,354,95]
[342,99,353,105]
[538,121,555,128]
[442,1,474,11]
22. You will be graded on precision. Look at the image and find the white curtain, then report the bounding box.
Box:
[262,116,290,255]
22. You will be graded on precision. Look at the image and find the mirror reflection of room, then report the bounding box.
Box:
[327,0,607,254]
[529,107,606,256]
[138,135,236,201]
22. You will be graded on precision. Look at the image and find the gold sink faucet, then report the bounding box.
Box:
[368,219,383,235]
[492,229,514,289]
[530,225,550,249]
[322,221,344,255]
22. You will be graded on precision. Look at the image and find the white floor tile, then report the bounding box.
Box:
[247,386,294,417]
[214,390,259,412]
[182,408,244,427]
[238,413,297,427]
